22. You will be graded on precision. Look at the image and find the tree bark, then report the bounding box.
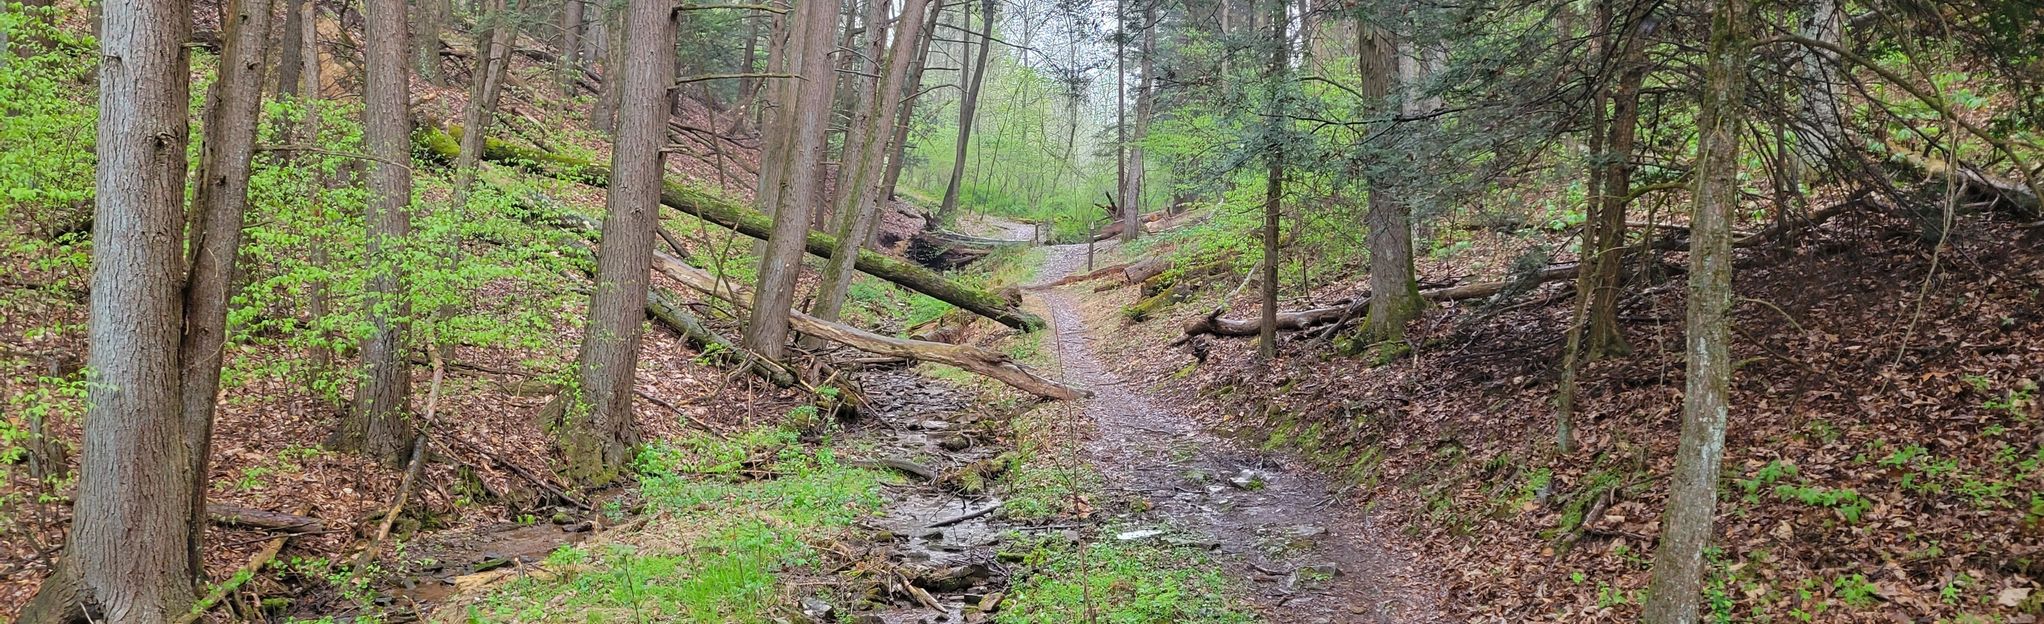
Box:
[1641,0,1747,620]
[273,0,306,99]
[412,0,448,85]
[812,0,935,325]
[935,0,993,219]
[1792,0,1843,177]
[588,0,626,132]
[563,0,676,487]
[1586,4,1646,358]
[1256,0,1285,358]
[18,0,197,617]
[879,8,938,205]
[1120,2,1155,243]
[340,0,417,467]
[453,0,519,195]
[743,0,840,361]
[180,0,273,582]
[1352,20,1420,353]
[558,0,584,96]
[418,126,1047,329]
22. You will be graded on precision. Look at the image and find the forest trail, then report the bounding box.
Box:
[1020,239,1446,623]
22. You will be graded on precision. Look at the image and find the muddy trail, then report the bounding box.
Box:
[1024,242,1445,623]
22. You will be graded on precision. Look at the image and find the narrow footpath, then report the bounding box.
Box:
[1025,242,1445,624]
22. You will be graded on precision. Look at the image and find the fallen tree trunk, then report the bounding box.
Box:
[1122,256,1172,284]
[646,288,797,387]
[207,503,325,532]
[647,250,1087,400]
[1048,262,1133,286]
[1183,264,1583,338]
[417,125,1045,330]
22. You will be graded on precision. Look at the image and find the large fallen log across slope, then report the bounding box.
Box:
[417,126,1045,330]
[647,250,1089,401]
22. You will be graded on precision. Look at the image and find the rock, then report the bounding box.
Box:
[1284,562,1343,590]
[1284,524,1328,539]
[917,527,945,540]
[1115,528,1166,542]
[975,591,1006,612]
[918,420,954,431]
[937,434,972,451]
[799,597,835,622]
[1228,469,1269,490]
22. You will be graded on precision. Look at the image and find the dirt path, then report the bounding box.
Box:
[1026,243,1444,624]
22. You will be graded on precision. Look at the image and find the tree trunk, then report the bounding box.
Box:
[558,0,583,96]
[936,0,994,219]
[879,10,938,205]
[752,9,793,221]
[340,0,417,467]
[654,251,1084,400]
[419,126,1046,329]
[273,0,306,99]
[1641,1,1747,620]
[1791,0,1844,179]
[1351,20,1420,354]
[812,0,935,324]
[180,0,272,582]
[588,0,626,132]
[564,0,676,487]
[412,0,448,85]
[743,0,840,361]
[18,0,197,617]
[454,0,519,194]
[1120,2,1156,242]
[1256,0,1285,358]
[1587,4,1646,358]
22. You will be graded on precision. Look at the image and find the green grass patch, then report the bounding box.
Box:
[469,428,889,623]
[995,535,1258,624]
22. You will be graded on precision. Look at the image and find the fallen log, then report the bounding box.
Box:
[207,503,324,532]
[1182,264,1583,338]
[416,125,1045,330]
[647,250,1088,400]
[1048,262,1132,286]
[1122,256,1172,284]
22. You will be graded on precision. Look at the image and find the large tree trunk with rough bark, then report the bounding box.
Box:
[812,0,934,325]
[1350,21,1420,354]
[179,0,272,581]
[1641,1,1747,620]
[744,0,841,361]
[417,126,1046,329]
[339,0,417,467]
[936,0,994,219]
[562,0,677,487]
[18,0,197,618]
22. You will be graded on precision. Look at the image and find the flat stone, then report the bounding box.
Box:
[1115,529,1166,542]
[1228,469,1269,490]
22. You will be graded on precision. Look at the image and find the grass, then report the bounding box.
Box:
[467,428,890,623]
[995,534,1259,624]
